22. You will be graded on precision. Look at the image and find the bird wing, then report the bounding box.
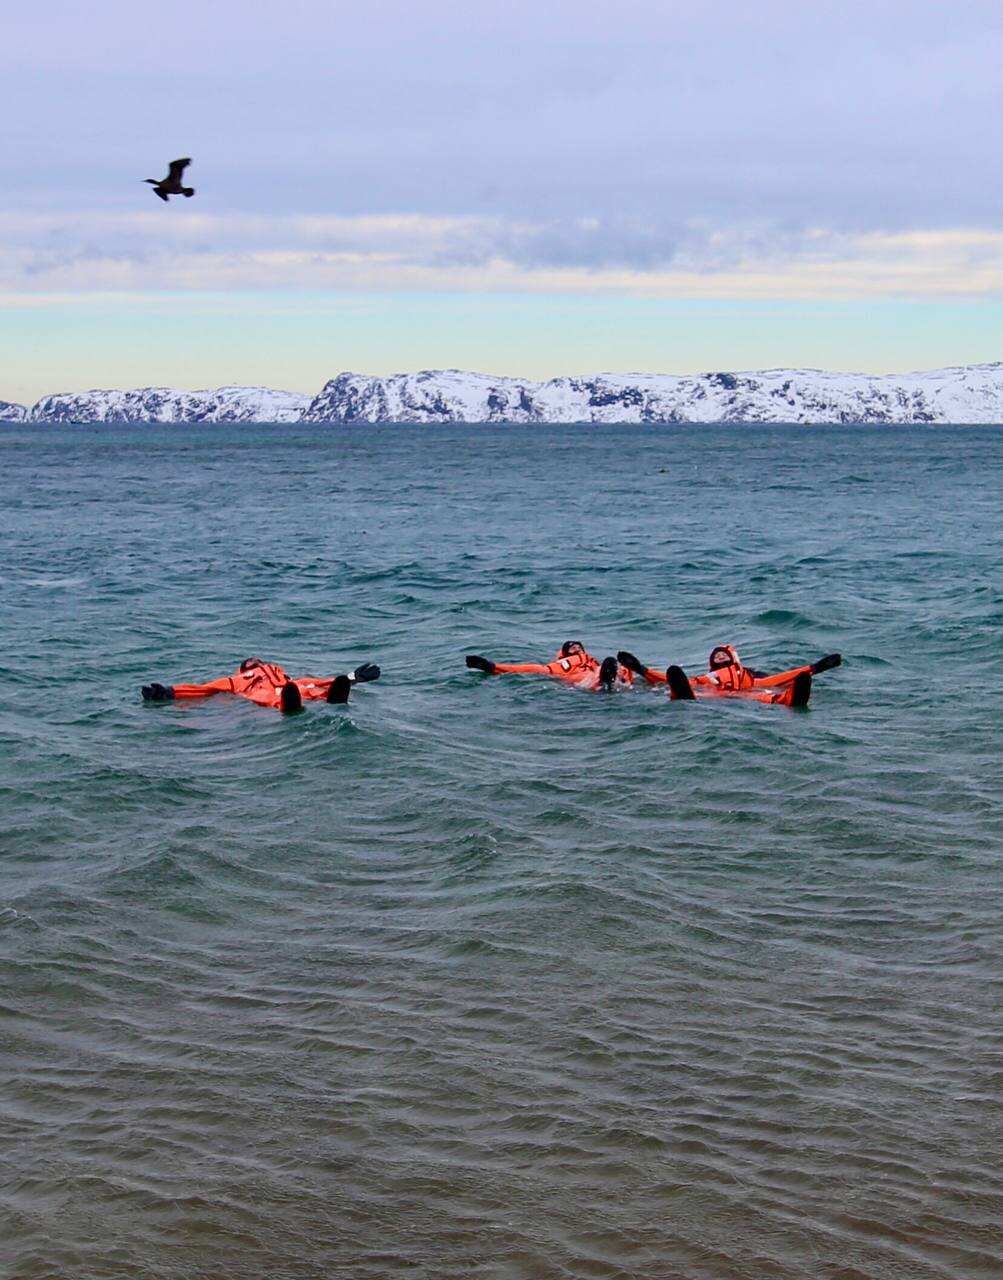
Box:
[167,158,191,182]
[153,187,169,202]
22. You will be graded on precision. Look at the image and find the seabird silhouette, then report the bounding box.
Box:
[144,158,195,202]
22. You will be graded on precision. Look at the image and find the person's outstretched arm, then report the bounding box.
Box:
[465,655,575,675]
[142,675,236,701]
[617,651,667,685]
[495,660,562,675]
[466,654,557,676]
[754,653,841,688]
[296,664,381,702]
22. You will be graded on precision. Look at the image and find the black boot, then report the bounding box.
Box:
[141,683,175,702]
[326,674,352,705]
[616,650,648,678]
[280,682,303,714]
[789,671,812,708]
[598,656,618,691]
[666,665,696,701]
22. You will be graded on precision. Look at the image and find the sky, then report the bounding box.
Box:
[1,0,1000,403]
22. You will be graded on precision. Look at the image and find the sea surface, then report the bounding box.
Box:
[1,423,1001,1280]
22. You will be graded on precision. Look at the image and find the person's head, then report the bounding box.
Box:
[708,644,740,670]
[239,657,265,672]
[560,640,586,657]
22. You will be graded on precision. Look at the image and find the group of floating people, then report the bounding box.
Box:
[141,642,842,713]
[464,641,841,706]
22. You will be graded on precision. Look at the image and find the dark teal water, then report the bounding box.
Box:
[1,424,1001,1280]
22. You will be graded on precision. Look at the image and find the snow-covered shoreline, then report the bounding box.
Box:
[4,363,1000,424]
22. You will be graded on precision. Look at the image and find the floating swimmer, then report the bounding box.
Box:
[465,641,633,692]
[144,157,195,202]
[616,644,842,707]
[141,657,381,713]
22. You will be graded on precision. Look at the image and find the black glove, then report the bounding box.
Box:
[810,653,842,674]
[616,651,648,677]
[465,654,496,674]
[141,683,174,701]
[352,663,381,684]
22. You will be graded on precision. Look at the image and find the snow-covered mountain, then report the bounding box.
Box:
[302,364,1001,425]
[29,386,310,424]
[8,364,1001,424]
[0,400,26,421]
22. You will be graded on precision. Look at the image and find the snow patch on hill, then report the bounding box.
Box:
[0,400,26,422]
[29,386,310,424]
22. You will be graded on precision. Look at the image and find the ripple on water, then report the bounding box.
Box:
[0,424,1001,1278]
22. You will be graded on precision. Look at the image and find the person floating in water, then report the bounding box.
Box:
[141,657,381,713]
[616,643,842,707]
[465,641,633,692]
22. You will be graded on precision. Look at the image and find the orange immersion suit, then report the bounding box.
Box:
[171,660,344,710]
[489,649,634,691]
[643,645,812,706]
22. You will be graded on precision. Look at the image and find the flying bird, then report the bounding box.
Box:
[144,158,195,202]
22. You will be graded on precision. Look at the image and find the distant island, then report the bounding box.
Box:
[2,363,1000,425]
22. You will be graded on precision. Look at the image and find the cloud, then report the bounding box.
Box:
[0,212,1000,301]
[3,2,1001,233]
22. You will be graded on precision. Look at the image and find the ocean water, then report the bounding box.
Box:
[1,423,1001,1280]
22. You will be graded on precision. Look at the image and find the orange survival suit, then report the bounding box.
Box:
[465,643,633,691]
[170,659,342,708]
[631,644,822,705]
[141,657,379,710]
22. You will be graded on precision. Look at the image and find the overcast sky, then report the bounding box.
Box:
[1,0,1000,400]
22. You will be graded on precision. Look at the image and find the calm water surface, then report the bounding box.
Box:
[1,424,1001,1279]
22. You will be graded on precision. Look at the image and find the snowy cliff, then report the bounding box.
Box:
[302,365,1001,425]
[9,364,1001,424]
[30,386,310,424]
[0,400,26,422]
